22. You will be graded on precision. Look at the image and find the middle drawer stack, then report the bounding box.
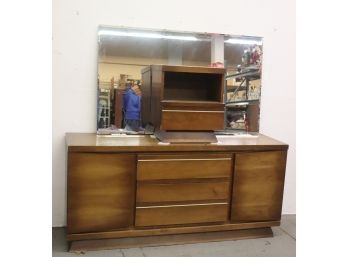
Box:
[135,153,233,227]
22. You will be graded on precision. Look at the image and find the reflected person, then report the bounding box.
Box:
[123,84,142,131]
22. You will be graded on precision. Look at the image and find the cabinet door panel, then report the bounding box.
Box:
[231,151,287,222]
[67,153,136,234]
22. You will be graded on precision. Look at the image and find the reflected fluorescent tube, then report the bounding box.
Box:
[227,102,249,106]
[225,38,262,45]
[98,29,198,41]
[164,35,198,41]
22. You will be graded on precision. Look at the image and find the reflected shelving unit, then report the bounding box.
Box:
[224,66,261,132]
[97,89,111,128]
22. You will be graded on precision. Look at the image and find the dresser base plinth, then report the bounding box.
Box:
[69,227,273,252]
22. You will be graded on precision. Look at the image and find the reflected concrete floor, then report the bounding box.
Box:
[53,215,295,257]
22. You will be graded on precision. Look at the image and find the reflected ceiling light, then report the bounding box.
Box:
[227,102,249,106]
[164,35,198,41]
[98,29,198,41]
[225,38,262,45]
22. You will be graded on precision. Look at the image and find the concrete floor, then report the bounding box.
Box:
[53,215,295,257]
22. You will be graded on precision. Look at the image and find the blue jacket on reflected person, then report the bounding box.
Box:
[123,87,141,120]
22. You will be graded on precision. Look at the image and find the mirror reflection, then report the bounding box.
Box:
[225,40,262,132]
[97,26,262,134]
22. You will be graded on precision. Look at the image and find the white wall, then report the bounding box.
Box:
[53,0,295,227]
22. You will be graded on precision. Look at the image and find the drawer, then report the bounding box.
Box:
[137,154,232,181]
[135,203,228,227]
[136,181,230,204]
[161,109,224,130]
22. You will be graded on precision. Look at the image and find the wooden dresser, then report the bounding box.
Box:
[66,133,288,251]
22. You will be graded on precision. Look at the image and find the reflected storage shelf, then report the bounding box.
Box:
[224,68,261,132]
[97,90,111,128]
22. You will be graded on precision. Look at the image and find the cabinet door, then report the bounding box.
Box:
[67,153,136,234]
[231,151,287,222]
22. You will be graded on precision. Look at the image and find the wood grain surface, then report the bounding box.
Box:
[67,221,280,241]
[65,133,288,153]
[231,151,287,222]
[137,154,232,181]
[67,153,136,234]
[136,181,230,204]
[69,227,273,251]
[161,109,224,130]
[135,203,229,227]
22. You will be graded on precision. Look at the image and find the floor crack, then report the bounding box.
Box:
[141,247,147,257]
[279,226,296,241]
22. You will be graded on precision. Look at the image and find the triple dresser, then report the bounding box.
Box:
[66,133,288,251]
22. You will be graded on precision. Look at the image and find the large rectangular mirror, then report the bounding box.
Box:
[97,25,262,133]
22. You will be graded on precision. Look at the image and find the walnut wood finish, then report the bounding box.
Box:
[141,65,225,131]
[135,203,229,227]
[140,69,151,127]
[161,65,225,74]
[150,66,164,128]
[142,65,225,74]
[161,109,224,130]
[154,131,218,144]
[65,132,288,250]
[66,133,288,152]
[231,151,287,222]
[69,227,273,252]
[114,88,126,128]
[137,154,232,181]
[161,99,225,131]
[67,153,136,234]
[246,103,260,132]
[163,72,223,102]
[136,181,230,204]
[161,100,224,109]
[67,221,280,241]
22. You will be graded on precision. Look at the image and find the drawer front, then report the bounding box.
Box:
[136,181,230,204]
[135,203,228,227]
[161,109,224,130]
[137,154,232,181]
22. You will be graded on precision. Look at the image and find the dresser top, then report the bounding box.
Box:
[66,133,288,153]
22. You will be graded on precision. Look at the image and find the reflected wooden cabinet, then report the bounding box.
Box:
[66,133,288,251]
[141,65,225,131]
